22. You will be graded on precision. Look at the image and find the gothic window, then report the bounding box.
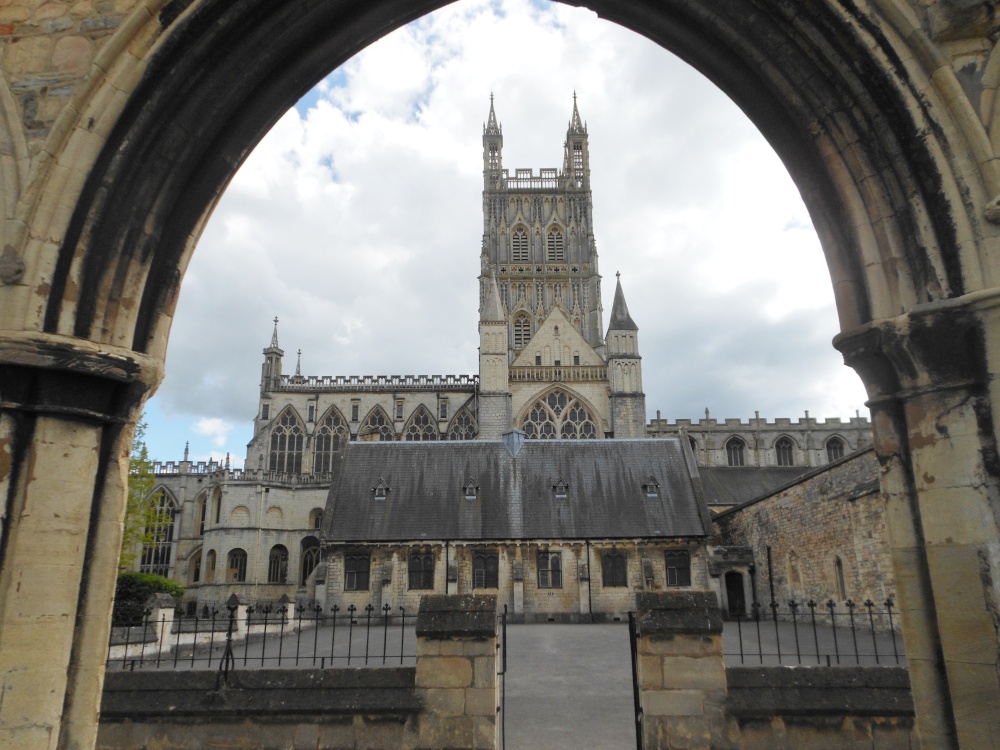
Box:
[361,407,395,441]
[826,436,845,462]
[308,404,315,422]
[513,315,531,349]
[196,492,207,536]
[439,399,448,420]
[546,228,565,261]
[138,490,178,577]
[226,548,247,583]
[309,508,323,529]
[267,545,288,583]
[190,550,202,584]
[537,551,562,588]
[213,488,222,524]
[351,402,359,421]
[521,389,597,440]
[408,551,435,590]
[602,551,628,587]
[395,400,404,420]
[313,408,347,473]
[775,437,795,466]
[300,538,320,585]
[345,553,370,591]
[403,405,438,441]
[269,408,304,473]
[473,551,499,588]
[665,550,691,587]
[512,227,529,262]
[261,403,269,420]
[726,437,746,467]
[447,407,478,440]
[205,550,217,584]
[572,142,584,185]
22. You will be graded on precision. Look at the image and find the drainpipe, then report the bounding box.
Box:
[444,540,450,594]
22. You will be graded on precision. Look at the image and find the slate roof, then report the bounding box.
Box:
[323,438,707,543]
[608,276,638,331]
[698,466,813,506]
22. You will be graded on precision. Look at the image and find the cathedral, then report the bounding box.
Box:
[135,97,875,621]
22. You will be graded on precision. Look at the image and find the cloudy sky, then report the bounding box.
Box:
[143,0,870,467]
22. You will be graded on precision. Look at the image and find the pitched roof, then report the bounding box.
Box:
[323,439,707,543]
[698,466,813,506]
[481,273,505,322]
[608,275,638,332]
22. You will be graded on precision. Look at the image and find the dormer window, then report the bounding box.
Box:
[553,477,569,499]
[373,478,390,501]
[643,476,659,498]
[464,479,478,501]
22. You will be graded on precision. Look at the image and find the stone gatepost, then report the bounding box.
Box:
[635,591,738,750]
[415,594,498,750]
[146,593,176,650]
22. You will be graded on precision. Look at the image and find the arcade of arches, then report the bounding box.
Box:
[1,1,1000,748]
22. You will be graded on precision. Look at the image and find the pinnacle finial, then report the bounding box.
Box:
[485,93,501,135]
[270,316,279,347]
[569,91,585,134]
[295,349,302,376]
[616,270,620,279]
[184,441,189,462]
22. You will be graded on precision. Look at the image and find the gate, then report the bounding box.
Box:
[628,611,643,750]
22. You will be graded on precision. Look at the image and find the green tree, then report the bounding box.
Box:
[119,415,162,569]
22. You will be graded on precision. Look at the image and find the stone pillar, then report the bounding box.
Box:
[634,591,737,750]
[0,358,151,750]
[837,303,1000,749]
[146,593,177,651]
[415,594,498,749]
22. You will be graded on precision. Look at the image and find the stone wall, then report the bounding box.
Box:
[713,449,893,609]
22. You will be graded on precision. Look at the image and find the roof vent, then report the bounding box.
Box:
[373,477,390,501]
[464,479,478,501]
[553,477,569,499]
[502,429,526,457]
[642,476,659,498]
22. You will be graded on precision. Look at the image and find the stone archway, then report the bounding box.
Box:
[1,1,999,748]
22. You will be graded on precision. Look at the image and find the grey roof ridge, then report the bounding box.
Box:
[323,533,707,545]
[712,445,876,520]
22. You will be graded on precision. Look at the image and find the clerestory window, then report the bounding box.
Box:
[726,437,746,467]
[546,229,565,262]
[775,437,795,466]
[512,227,529,262]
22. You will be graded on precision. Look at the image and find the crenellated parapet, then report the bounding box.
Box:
[274,373,478,393]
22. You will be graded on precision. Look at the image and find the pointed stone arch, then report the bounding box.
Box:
[138,486,179,577]
[773,434,798,466]
[518,386,600,439]
[313,405,348,472]
[359,405,395,441]
[269,406,305,472]
[447,405,478,440]
[402,404,438,441]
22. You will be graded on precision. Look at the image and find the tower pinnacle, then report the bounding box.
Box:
[270,316,280,347]
[484,92,501,136]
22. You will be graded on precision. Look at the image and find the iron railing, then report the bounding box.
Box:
[497,604,507,750]
[107,602,415,671]
[725,598,905,666]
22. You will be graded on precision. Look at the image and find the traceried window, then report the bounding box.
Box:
[300,538,320,585]
[512,227,529,262]
[447,407,478,440]
[513,315,532,349]
[408,551,435,590]
[522,389,597,440]
[775,437,795,466]
[361,407,395,441]
[473,551,499,588]
[572,142,584,185]
[665,550,691,587]
[726,437,746,467]
[602,551,628,587]
[139,491,178,577]
[309,508,323,529]
[826,436,845,462]
[269,408,304,473]
[404,405,438,441]
[345,553,370,591]
[267,545,288,583]
[313,408,347,473]
[226,548,247,583]
[537,551,562,588]
[546,228,565,261]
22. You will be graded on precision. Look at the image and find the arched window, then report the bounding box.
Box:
[409,550,435,590]
[309,508,323,529]
[301,538,321,585]
[267,545,288,583]
[546,228,564,261]
[726,437,746,467]
[826,436,845,462]
[195,492,207,536]
[602,550,627,587]
[360,407,395,441]
[447,407,478,440]
[313,408,348,473]
[834,556,847,601]
[473,551,499,588]
[213,487,222,524]
[139,490,178,577]
[665,550,691,587]
[189,549,202,584]
[403,405,438,441]
[537,551,562,589]
[269,408,304,473]
[345,552,370,591]
[226,548,247,583]
[521,389,597,439]
[513,314,531,349]
[205,550,217,583]
[775,437,795,466]
[511,226,529,262]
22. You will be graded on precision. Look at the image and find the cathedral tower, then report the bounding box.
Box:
[606,274,647,437]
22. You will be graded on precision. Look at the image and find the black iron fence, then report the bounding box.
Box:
[107,601,416,671]
[725,598,905,666]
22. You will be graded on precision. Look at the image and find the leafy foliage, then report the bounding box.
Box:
[112,571,184,627]
[119,416,163,569]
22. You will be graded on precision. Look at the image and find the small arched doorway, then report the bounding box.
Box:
[724,571,747,618]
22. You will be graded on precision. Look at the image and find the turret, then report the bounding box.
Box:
[563,91,590,190]
[483,93,503,189]
[606,274,646,437]
[478,273,512,439]
[261,316,284,394]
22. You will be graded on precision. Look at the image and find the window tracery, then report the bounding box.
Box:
[403,405,438,441]
[267,545,288,583]
[826,436,845,462]
[269,408,304,473]
[775,437,795,466]
[361,407,395,441]
[726,437,746,467]
[447,407,478,440]
[521,389,597,439]
[227,548,247,583]
[513,315,531,349]
[512,227,529,262]
[313,408,348,473]
[300,538,321,585]
[546,228,564,261]
[139,490,178,576]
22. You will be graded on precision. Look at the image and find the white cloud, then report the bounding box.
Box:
[146,0,869,465]
[193,418,234,448]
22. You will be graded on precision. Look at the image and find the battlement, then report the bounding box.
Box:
[497,167,562,190]
[151,460,224,474]
[510,365,607,382]
[647,415,871,431]
[271,373,479,393]
[151,462,334,487]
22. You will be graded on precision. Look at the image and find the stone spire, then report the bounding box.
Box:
[481,273,506,322]
[568,91,586,134]
[270,316,280,348]
[608,272,638,331]
[484,92,501,136]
